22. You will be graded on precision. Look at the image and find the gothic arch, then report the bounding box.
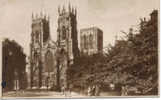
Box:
[33,52,39,67]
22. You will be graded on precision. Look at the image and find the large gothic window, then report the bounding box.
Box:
[35,31,39,43]
[43,24,49,43]
[84,35,87,49]
[89,34,93,49]
[44,51,54,72]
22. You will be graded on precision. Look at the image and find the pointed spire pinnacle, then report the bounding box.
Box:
[44,12,47,19]
[58,5,60,14]
[44,13,46,19]
[48,15,50,21]
[68,2,71,12]
[72,6,74,13]
[75,7,77,16]
[32,12,34,20]
[62,5,66,13]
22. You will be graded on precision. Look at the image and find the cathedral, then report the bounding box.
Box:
[30,4,79,90]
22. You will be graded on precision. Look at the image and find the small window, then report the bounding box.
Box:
[66,17,69,21]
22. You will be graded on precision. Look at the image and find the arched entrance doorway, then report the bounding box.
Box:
[44,51,54,89]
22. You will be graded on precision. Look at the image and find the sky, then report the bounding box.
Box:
[0,0,159,56]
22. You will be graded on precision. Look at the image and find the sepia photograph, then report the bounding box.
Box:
[0,0,159,98]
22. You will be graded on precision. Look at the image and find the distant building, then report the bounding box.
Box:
[80,27,103,55]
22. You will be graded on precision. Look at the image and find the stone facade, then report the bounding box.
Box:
[30,13,57,89]
[30,4,79,90]
[80,27,103,55]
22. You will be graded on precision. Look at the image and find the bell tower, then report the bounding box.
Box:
[57,4,79,89]
[57,4,79,62]
[30,12,50,88]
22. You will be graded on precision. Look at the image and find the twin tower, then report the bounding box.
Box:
[30,4,79,90]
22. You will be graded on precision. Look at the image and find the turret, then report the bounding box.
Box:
[62,5,66,14]
[58,5,60,15]
[47,15,50,22]
[32,12,34,20]
[72,6,74,13]
[75,7,77,16]
[58,4,77,16]
[68,3,71,13]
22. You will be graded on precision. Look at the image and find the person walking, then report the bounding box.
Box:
[95,84,100,96]
[62,85,65,95]
[124,85,128,96]
[88,85,94,96]
[69,84,72,96]
[121,86,125,96]
[87,85,91,96]
[92,85,96,96]
[121,85,128,96]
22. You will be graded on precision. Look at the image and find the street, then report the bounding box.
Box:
[2,90,86,98]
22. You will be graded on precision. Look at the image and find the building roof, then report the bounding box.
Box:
[80,27,103,33]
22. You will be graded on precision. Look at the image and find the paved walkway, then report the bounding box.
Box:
[2,91,86,98]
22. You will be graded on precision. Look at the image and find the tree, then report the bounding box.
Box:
[68,10,158,95]
[2,39,27,91]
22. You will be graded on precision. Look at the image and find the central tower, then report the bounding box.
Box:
[57,4,79,89]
